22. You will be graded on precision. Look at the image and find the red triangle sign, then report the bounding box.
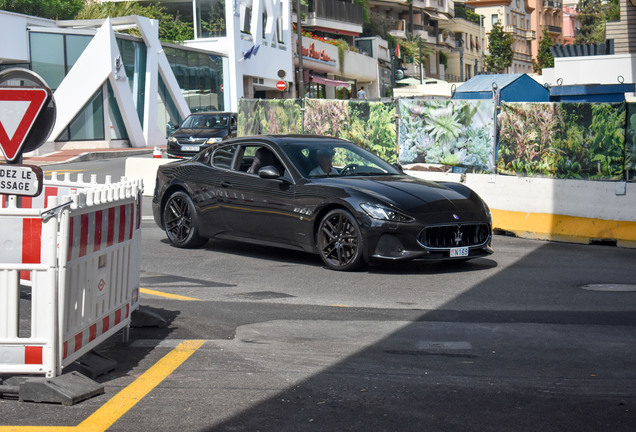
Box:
[0,88,48,162]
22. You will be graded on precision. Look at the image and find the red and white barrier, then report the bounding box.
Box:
[0,174,142,377]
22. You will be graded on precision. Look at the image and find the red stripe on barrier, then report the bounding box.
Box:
[1,194,5,208]
[20,270,31,281]
[102,316,110,333]
[79,213,89,257]
[118,205,126,243]
[44,186,58,207]
[94,210,103,252]
[107,207,115,247]
[115,309,122,326]
[75,333,83,352]
[68,216,74,261]
[22,218,42,264]
[63,341,68,359]
[129,203,134,239]
[21,196,33,208]
[25,346,43,365]
[89,324,97,342]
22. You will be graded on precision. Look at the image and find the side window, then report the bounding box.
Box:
[212,144,238,169]
[239,145,285,176]
[230,115,237,130]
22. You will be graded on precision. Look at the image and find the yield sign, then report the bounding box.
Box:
[0,88,48,162]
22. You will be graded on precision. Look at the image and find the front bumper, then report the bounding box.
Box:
[362,219,493,262]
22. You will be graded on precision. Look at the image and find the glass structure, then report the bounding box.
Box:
[27,30,225,142]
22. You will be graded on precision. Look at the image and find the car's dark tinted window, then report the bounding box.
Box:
[212,145,238,169]
[181,114,230,129]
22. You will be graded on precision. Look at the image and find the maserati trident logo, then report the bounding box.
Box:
[453,226,463,246]
[188,136,196,142]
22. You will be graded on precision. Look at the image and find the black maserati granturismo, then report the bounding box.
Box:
[152,135,493,271]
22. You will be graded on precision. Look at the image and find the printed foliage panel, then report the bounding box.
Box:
[498,102,626,180]
[304,99,397,162]
[238,98,397,162]
[238,98,302,136]
[398,99,496,171]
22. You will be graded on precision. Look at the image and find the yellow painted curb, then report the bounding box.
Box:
[491,209,636,247]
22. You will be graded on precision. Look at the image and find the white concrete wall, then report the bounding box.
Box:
[406,171,635,222]
[544,54,636,87]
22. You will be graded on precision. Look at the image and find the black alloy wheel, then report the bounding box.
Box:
[163,191,206,248]
[317,209,364,271]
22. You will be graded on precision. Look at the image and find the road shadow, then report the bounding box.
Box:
[196,240,636,432]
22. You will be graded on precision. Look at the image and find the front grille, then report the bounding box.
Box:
[176,138,207,145]
[419,223,490,249]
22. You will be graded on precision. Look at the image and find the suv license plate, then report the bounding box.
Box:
[450,247,469,258]
[181,145,199,151]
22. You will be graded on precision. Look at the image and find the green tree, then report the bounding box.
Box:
[75,1,194,44]
[575,0,604,44]
[485,22,513,73]
[534,29,554,73]
[0,0,84,19]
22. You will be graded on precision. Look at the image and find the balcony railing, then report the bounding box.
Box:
[546,25,562,34]
[543,0,562,9]
[525,30,536,40]
[308,0,364,25]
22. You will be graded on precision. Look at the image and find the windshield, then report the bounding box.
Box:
[180,114,228,129]
[280,141,401,178]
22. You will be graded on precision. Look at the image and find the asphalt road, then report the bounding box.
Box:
[1,157,635,431]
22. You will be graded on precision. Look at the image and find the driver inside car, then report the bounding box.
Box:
[309,148,339,176]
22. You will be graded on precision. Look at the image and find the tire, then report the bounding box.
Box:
[163,191,207,248]
[317,209,365,271]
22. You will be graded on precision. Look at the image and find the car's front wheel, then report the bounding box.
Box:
[163,191,206,248]
[317,209,364,271]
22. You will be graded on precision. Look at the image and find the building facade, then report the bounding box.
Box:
[368,0,455,81]
[0,10,226,150]
[467,0,534,74]
[528,0,564,61]
[439,5,483,82]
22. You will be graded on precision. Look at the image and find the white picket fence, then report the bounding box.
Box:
[0,174,143,377]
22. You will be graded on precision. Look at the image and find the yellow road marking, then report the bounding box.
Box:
[140,287,201,301]
[0,340,206,432]
[329,304,351,308]
[44,169,87,175]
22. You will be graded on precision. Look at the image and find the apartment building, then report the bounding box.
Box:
[439,4,483,82]
[466,0,534,74]
[367,0,455,80]
[528,0,564,61]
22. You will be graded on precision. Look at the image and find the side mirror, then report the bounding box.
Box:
[392,163,404,173]
[258,165,281,179]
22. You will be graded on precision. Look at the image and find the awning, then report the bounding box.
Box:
[310,75,351,88]
[423,9,450,21]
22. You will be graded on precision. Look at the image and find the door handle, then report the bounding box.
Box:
[220,181,232,188]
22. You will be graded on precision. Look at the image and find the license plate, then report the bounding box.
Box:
[450,247,469,258]
[181,145,199,151]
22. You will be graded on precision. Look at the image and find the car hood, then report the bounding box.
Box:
[171,128,227,139]
[315,175,486,219]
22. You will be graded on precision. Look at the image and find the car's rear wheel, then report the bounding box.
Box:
[317,209,364,271]
[163,191,206,248]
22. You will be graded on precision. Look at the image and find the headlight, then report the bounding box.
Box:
[482,200,492,223]
[206,137,223,144]
[168,137,177,144]
[360,203,414,223]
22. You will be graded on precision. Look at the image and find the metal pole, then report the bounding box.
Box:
[419,38,423,84]
[296,0,304,99]
[480,15,484,72]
